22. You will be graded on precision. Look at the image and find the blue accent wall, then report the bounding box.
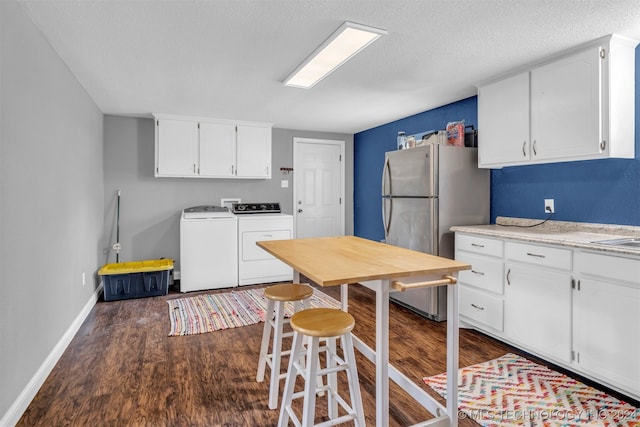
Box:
[354,46,640,240]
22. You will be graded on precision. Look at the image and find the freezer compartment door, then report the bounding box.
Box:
[384,197,437,254]
[382,145,436,197]
[390,286,447,321]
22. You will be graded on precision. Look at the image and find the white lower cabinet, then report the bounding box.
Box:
[456,235,504,332]
[504,241,572,363]
[573,251,640,395]
[455,232,640,401]
[503,263,572,363]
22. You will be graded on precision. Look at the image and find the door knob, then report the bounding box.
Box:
[298,209,303,213]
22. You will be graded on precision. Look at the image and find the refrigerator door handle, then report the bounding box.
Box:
[382,197,393,238]
[382,156,391,196]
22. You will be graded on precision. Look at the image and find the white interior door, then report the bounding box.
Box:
[293,138,345,239]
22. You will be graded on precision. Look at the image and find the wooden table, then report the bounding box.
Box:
[258,236,470,427]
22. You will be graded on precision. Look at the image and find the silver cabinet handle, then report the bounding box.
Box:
[298,209,303,213]
[471,270,485,276]
[506,268,511,285]
[193,163,196,173]
[522,141,526,157]
[471,303,485,311]
[471,243,485,248]
[533,140,537,156]
[526,252,545,258]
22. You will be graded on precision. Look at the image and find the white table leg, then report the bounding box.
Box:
[341,283,349,312]
[446,280,459,427]
[376,279,390,427]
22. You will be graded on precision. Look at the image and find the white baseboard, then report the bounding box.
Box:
[0,284,103,427]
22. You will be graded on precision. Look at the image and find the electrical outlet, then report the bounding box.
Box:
[544,199,555,214]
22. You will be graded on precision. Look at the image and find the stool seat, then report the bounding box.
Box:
[290,308,354,338]
[265,283,314,302]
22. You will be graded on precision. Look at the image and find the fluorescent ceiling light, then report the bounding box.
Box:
[283,21,387,89]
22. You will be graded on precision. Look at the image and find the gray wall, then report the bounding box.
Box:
[0,1,354,419]
[1,0,104,420]
[103,116,354,271]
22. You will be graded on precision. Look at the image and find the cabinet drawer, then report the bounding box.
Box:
[575,251,640,285]
[456,252,504,294]
[505,241,571,270]
[456,234,503,258]
[459,285,504,331]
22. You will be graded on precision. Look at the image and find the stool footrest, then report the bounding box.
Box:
[268,317,291,327]
[292,359,345,378]
[287,388,358,427]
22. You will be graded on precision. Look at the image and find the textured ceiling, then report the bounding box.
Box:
[17,0,640,134]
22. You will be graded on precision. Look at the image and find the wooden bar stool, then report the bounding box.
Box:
[278,308,365,427]
[257,283,314,410]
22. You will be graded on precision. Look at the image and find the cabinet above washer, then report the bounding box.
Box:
[153,114,272,179]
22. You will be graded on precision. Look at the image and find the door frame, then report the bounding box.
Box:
[292,137,346,238]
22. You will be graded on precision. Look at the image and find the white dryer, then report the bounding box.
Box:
[232,203,293,286]
[180,206,238,292]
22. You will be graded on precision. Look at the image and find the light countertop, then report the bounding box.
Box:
[450,217,640,257]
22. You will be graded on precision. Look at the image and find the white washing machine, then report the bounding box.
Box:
[232,203,293,286]
[180,206,238,292]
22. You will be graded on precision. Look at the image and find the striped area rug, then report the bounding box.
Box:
[167,287,340,336]
[424,353,640,427]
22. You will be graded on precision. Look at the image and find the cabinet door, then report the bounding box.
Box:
[199,122,236,177]
[478,72,530,168]
[504,263,572,363]
[236,125,271,178]
[531,46,601,161]
[156,119,198,176]
[573,278,640,395]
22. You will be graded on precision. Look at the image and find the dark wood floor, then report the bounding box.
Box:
[17,281,636,426]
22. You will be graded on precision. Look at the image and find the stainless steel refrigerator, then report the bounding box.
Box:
[382,142,490,321]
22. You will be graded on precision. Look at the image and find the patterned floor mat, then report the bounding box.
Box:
[167,287,340,336]
[423,353,639,426]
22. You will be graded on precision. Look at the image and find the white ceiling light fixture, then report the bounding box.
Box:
[283,21,387,89]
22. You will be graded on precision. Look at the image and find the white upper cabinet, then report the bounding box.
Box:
[530,46,601,161]
[478,72,530,166]
[156,118,199,176]
[236,125,271,179]
[478,34,637,169]
[154,114,272,179]
[199,122,236,177]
